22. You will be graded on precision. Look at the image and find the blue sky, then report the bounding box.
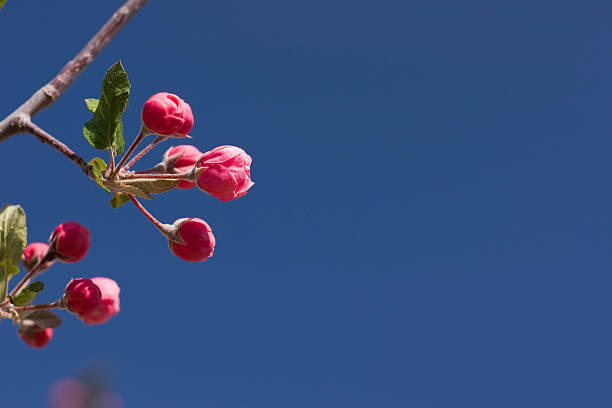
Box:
[1,0,612,406]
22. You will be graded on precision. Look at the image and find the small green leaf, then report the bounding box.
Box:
[85,98,125,155]
[113,121,125,155]
[103,179,152,199]
[0,0,7,10]
[89,157,111,193]
[103,178,180,199]
[10,281,44,306]
[0,205,27,301]
[83,61,130,152]
[85,98,99,113]
[110,192,131,209]
[124,179,180,195]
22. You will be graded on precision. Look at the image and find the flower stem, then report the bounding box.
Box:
[124,135,167,170]
[1,266,8,303]
[2,251,56,306]
[12,300,60,312]
[121,172,190,180]
[113,127,148,176]
[109,148,116,174]
[134,165,164,174]
[128,194,168,233]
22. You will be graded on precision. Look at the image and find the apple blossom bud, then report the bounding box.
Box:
[49,378,125,408]
[168,218,216,262]
[163,145,202,189]
[22,242,53,270]
[141,92,194,136]
[49,378,88,408]
[19,327,53,348]
[64,278,102,316]
[49,222,90,263]
[79,277,120,325]
[196,145,254,202]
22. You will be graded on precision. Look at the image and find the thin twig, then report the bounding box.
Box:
[124,135,167,169]
[24,122,93,177]
[4,251,56,305]
[0,0,149,142]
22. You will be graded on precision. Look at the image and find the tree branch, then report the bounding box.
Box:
[24,122,94,178]
[0,0,149,142]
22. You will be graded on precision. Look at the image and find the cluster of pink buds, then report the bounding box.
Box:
[104,91,254,263]
[1,85,254,348]
[0,219,120,348]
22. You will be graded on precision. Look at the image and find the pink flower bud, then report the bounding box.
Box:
[79,277,120,325]
[49,378,88,408]
[65,278,102,316]
[19,327,53,348]
[163,145,202,189]
[196,145,254,202]
[141,92,194,136]
[49,378,125,408]
[168,218,216,262]
[22,242,53,270]
[49,222,90,263]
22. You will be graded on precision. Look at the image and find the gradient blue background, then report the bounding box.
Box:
[1,0,612,406]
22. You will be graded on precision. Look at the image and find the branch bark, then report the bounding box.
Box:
[25,122,94,177]
[0,0,149,145]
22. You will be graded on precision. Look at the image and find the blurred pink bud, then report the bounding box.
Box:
[80,277,120,325]
[163,145,202,189]
[49,378,87,408]
[22,242,53,270]
[141,92,194,136]
[50,222,90,263]
[196,145,254,202]
[49,378,125,408]
[168,218,215,262]
[20,327,53,348]
[65,278,102,316]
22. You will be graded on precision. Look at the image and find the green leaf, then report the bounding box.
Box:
[110,192,131,209]
[89,157,111,193]
[83,61,130,153]
[85,98,99,113]
[103,178,180,199]
[113,121,125,155]
[0,205,27,301]
[0,0,7,10]
[10,281,44,306]
[85,98,125,155]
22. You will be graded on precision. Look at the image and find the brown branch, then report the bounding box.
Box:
[0,0,149,143]
[25,122,94,178]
